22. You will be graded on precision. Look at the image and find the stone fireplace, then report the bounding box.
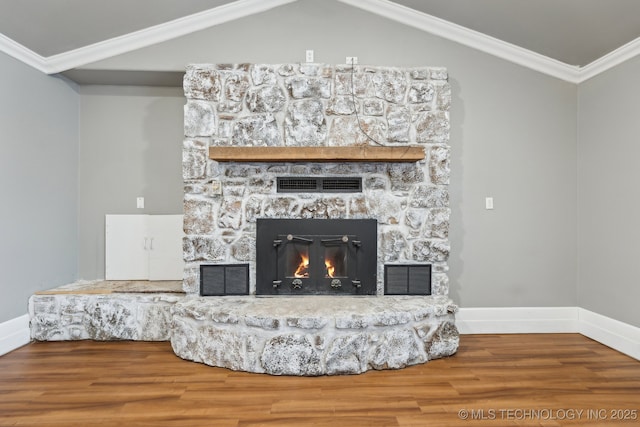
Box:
[173,62,459,375]
[28,62,458,376]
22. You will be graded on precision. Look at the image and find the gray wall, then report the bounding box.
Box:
[77,86,184,279]
[577,56,640,327]
[7,0,640,327]
[76,0,578,309]
[0,52,79,323]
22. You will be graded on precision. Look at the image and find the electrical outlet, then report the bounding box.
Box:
[210,180,222,195]
[485,197,494,210]
[136,197,144,209]
[346,56,358,65]
[305,50,314,63]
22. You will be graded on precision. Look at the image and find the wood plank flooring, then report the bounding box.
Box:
[1,334,639,426]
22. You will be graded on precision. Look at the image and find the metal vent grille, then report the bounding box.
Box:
[278,178,317,191]
[322,178,362,191]
[277,177,362,193]
[200,264,249,296]
[384,264,432,295]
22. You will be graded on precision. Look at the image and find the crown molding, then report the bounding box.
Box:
[0,32,49,73]
[578,36,640,83]
[2,0,640,83]
[43,0,297,74]
[338,0,582,83]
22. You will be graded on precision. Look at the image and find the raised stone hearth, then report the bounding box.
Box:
[29,284,458,376]
[171,296,458,375]
[29,281,183,341]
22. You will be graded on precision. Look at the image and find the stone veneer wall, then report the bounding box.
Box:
[182,63,451,295]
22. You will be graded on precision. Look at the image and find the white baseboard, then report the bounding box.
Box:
[578,308,640,361]
[0,314,30,356]
[457,306,640,360]
[456,307,580,334]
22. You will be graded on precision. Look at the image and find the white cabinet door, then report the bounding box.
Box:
[105,215,149,280]
[148,215,184,280]
[105,214,184,280]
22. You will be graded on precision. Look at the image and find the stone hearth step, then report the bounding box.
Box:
[29,280,185,341]
[171,295,459,376]
[29,283,459,376]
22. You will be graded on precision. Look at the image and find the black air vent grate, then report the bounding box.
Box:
[278,177,362,193]
[384,264,432,295]
[200,264,249,296]
[278,178,317,191]
[322,178,362,191]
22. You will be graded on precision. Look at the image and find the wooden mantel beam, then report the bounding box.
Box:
[209,146,425,163]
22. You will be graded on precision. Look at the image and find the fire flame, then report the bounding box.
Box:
[293,255,337,278]
[294,254,309,278]
[325,259,335,278]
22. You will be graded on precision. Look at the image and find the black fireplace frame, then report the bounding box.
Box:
[256,218,377,296]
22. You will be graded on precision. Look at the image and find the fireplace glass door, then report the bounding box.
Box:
[323,243,347,278]
[277,234,356,293]
[257,219,377,295]
[285,240,311,279]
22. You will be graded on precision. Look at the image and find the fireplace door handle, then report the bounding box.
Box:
[321,236,349,245]
[287,235,313,243]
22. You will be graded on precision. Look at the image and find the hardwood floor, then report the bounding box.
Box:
[0,334,638,426]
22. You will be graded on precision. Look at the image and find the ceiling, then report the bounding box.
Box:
[1,0,640,84]
[393,0,640,67]
[0,0,236,57]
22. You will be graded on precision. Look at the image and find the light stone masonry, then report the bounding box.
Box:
[171,296,458,376]
[182,63,453,296]
[29,293,181,341]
